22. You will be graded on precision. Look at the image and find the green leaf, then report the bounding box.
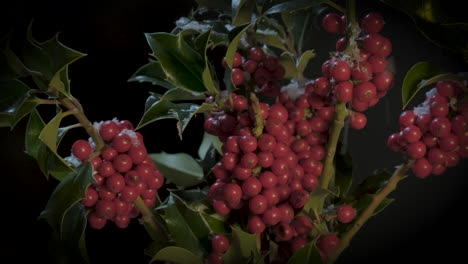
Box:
[145,32,207,92]
[296,50,315,75]
[128,60,175,89]
[335,151,353,198]
[264,0,322,15]
[198,132,223,160]
[350,170,393,199]
[232,0,255,26]
[40,163,94,233]
[151,246,203,264]
[173,103,215,139]
[25,109,45,158]
[279,52,297,78]
[23,24,85,95]
[196,30,219,95]
[0,79,30,111]
[255,30,287,51]
[39,111,66,153]
[0,42,32,80]
[303,188,331,214]
[401,62,440,109]
[158,194,205,257]
[288,242,322,264]
[223,226,261,264]
[160,89,206,102]
[225,23,254,68]
[137,99,178,130]
[150,152,204,188]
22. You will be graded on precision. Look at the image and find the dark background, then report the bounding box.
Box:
[1,0,467,263]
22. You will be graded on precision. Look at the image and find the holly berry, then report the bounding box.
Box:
[337,205,356,223]
[72,140,93,160]
[211,235,230,253]
[318,234,340,254]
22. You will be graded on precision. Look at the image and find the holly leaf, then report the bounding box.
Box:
[401,62,440,109]
[25,109,44,158]
[279,52,297,78]
[160,89,206,102]
[288,242,322,264]
[225,23,254,68]
[296,49,315,75]
[198,132,223,160]
[232,0,255,26]
[264,0,322,15]
[350,170,393,199]
[145,32,207,93]
[150,246,203,264]
[256,29,287,51]
[172,103,215,138]
[0,40,32,80]
[128,60,175,89]
[195,30,219,95]
[40,163,94,235]
[303,188,331,214]
[0,79,38,128]
[223,226,262,264]
[335,151,353,198]
[23,24,85,96]
[136,99,178,130]
[150,152,204,188]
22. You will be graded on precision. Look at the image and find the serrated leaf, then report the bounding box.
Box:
[137,99,178,130]
[145,32,207,92]
[256,30,287,50]
[232,0,255,26]
[279,52,298,78]
[296,50,315,74]
[303,188,331,214]
[350,170,393,199]
[160,88,206,102]
[128,60,175,89]
[225,23,254,68]
[25,109,45,158]
[23,24,85,95]
[288,242,322,264]
[196,30,219,94]
[173,103,215,138]
[335,151,353,198]
[223,226,261,264]
[151,246,203,264]
[150,152,204,188]
[0,79,33,127]
[264,0,322,15]
[401,62,440,109]
[0,43,32,79]
[39,111,66,153]
[40,163,94,233]
[198,132,222,159]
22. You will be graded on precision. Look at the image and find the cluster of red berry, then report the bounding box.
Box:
[72,120,164,229]
[227,47,286,97]
[387,81,468,178]
[320,12,394,129]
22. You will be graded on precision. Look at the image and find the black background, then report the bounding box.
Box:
[1,0,467,263]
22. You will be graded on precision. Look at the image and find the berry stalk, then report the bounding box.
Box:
[59,97,105,157]
[320,102,348,190]
[326,160,413,263]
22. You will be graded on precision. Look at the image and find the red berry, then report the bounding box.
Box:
[361,12,385,33]
[114,198,132,215]
[373,71,394,91]
[292,215,313,235]
[218,114,237,133]
[451,115,468,136]
[331,60,351,81]
[121,186,139,202]
[262,206,281,226]
[430,117,451,138]
[223,183,242,204]
[334,81,353,103]
[399,111,416,127]
[431,163,447,175]
[446,151,461,167]
[91,156,102,171]
[207,252,224,264]
[290,237,308,254]
[249,195,268,215]
[427,148,446,165]
[439,133,459,152]
[302,173,319,191]
[368,55,387,73]
[337,205,356,223]
[363,34,385,54]
[402,125,422,143]
[309,116,329,133]
[269,104,289,123]
[88,212,107,229]
[242,177,262,198]
[98,160,116,177]
[350,112,367,130]
[221,152,238,170]
[262,188,280,207]
[231,68,245,86]
[212,200,230,215]
[335,37,347,52]
[72,140,93,160]
[239,135,258,152]
[387,133,402,152]
[412,158,433,179]
[95,200,116,219]
[278,203,295,224]
[318,234,340,254]
[314,77,332,97]
[352,61,373,81]
[106,173,126,193]
[113,154,133,173]
[430,101,449,118]
[101,146,118,161]
[258,134,277,152]
[243,59,258,73]
[211,235,230,253]
[258,151,274,168]
[248,216,266,234]
[436,80,458,97]
[322,13,343,34]
[114,214,130,229]
[112,132,132,153]
[289,189,309,208]
[415,114,432,133]
[98,188,116,201]
[406,141,427,159]
[264,55,279,72]
[82,187,98,207]
[232,94,248,112]
[99,121,120,142]
[249,47,265,62]
[273,223,295,241]
[232,166,251,180]
[354,81,377,102]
